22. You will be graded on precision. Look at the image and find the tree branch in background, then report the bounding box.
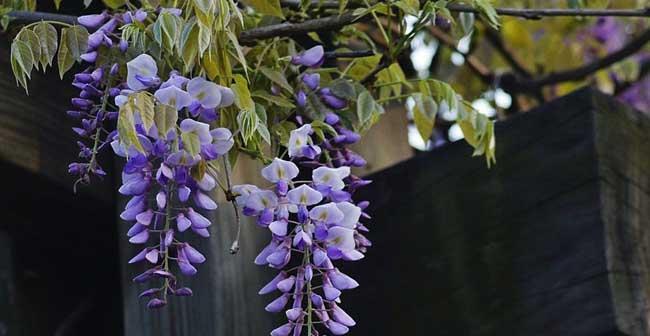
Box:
[483,28,532,78]
[518,28,650,91]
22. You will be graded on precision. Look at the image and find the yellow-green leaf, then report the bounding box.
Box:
[412,93,438,142]
[57,28,74,79]
[231,74,254,112]
[181,132,201,156]
[245,0,284,18]
[102,0,126,9]
[154,103,178,137]
[130,92,155,133]
[347,54,381,80]
[117,101,145,153]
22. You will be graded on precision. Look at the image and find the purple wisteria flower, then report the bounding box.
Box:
[236,45,372,336]
[108,51,237,308]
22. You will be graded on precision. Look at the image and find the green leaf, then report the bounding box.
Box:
[271,121,297,146]
[260,66,293,93]
[227,30,249,79]
[472,0,500,29]
[10,39,32,92]
[17,29,41,71]
[311,119,337,137]
[237,107,259,145]
[347,54,382,80]
[254,103,270,144]
[153,12,181,52]
[154,103,178,137]
[117,100,145,153]
[245,0,284,18]
[181,132,201,156]
[180,20,199,72]
[193,0,214,16]
[57,28,74,79]
[33,22,58,70]
[412,93,438,142]
[11,38,33,77]
[54,0,63,9]
[356,91,374,126]
[252,90,296,108]
[64,25,89,60]
[394,0,420,15]
[330,78,356,99]
[231,74,255,112]
[102,0,126,9]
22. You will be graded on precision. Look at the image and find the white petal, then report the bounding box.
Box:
[335,202,361,229]
[327,227,355,251]
[309,203,344,224]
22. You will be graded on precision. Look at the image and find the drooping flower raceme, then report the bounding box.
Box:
[112,53,235,308]
[236,45,372,335]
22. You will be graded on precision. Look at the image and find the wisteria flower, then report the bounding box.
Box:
[291,45,325,68]
[288,124,321,159]
[179,119,212,144]
[261,158,299,183]
[312,166,350,191]
[155,86,192,111]
[287,184,322,206]
[187,77,222,109]
[126,54,160,91]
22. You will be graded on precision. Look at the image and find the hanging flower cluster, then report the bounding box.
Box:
[234,46,372,336]
[67,10,130,186]
[112,51,235,308]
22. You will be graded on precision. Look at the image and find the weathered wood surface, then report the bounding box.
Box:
[341,87,649,335]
